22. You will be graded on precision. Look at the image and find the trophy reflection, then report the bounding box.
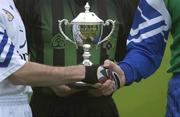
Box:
[73,24,104,66]
[58,2,115,88]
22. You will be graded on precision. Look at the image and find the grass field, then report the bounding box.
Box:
[113,37,172,117]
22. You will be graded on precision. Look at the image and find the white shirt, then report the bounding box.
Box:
[0,0,32,97]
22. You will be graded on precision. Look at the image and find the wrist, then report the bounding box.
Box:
[82,65,99,84]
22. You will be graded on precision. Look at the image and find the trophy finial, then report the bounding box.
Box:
[85,2,90,13]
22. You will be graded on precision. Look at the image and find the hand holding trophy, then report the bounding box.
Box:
[58,2,116,89]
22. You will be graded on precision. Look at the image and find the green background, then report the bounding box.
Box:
[113,36,172,117]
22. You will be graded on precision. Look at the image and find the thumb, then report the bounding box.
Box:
[103,60,126,87]
[103,59,112,68]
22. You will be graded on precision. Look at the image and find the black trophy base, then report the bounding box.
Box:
[68,81,96,90]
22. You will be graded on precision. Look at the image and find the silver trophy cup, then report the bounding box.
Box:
[58,2,115,88]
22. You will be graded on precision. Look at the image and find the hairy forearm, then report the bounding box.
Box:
[9,62,85,86]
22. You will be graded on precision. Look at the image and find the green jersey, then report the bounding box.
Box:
[166,0,180,73]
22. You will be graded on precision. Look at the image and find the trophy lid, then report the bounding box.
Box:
[71,2,104,25]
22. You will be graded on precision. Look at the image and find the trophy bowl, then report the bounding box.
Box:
[58,2,115,89]
[72,24,103,47]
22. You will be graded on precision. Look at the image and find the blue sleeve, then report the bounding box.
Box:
[118,0,171,85]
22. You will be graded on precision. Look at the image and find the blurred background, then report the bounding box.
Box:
[113,36,172,117]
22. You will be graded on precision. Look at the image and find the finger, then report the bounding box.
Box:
[51,85,71,91]
[103,88,114,96]
[92,83,102,88]
[88,89,103,97]
[100,80,115,95]
[104,60,118,72]
[102,82,115,96]
[51,85,79,97]
[100,79,113,89]
[103,82,114,92]
[103,59,111,68]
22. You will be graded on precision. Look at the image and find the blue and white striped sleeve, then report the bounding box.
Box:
[0,12,26,82]
[118,0,171,85]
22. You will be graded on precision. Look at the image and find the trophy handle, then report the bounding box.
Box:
[58,19,78,48]
[97,19,116,45]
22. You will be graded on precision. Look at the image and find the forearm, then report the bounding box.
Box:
[9,62,85,86]
[119,50,162,85]
[118,0,171,86]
